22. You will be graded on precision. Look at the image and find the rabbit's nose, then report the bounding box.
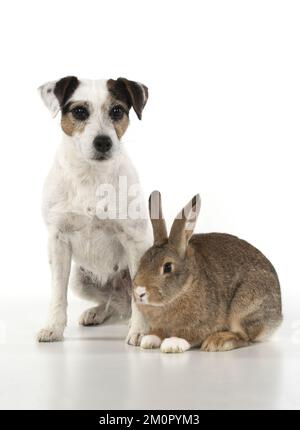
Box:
[135,286,148,303]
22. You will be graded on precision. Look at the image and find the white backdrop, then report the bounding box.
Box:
[0,0,299,319]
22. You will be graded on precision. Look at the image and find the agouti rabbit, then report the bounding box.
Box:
[133,191,282,353]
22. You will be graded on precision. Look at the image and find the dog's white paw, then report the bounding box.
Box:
[79,306,107,326]
[140,335,162,349]
[126,331,144,346]
[160,337,190,353]
[37,326,64,342]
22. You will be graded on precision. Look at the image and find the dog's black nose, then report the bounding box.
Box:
[93,135,112,153]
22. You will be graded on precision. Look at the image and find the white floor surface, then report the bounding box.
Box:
[0,299,299,410]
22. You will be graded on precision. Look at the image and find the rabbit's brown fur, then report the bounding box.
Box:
[133,192,282,353]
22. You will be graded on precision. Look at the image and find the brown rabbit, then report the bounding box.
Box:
[133,191,282,353]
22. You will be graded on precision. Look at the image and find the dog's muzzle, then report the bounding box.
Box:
[92,135,112,160]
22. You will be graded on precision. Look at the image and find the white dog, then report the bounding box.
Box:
[37,76,152,344]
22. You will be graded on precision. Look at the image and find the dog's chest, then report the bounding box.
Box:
[45,175,127,276]
[46,169,119,227]
[60,212,127,277]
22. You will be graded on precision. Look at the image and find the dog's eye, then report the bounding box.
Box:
[163,262,173,274]
[71,106,89,121]
[109,105,125,121]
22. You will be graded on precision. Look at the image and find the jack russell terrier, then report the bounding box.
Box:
[37,76,152,345]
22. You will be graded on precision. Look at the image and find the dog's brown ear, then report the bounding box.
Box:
[38,76,79,117]
[108,77,148,120]
[53,76,79,108]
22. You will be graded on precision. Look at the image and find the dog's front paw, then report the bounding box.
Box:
[126,331,144,346]
[140,335,162,349]
[160,337,190,353]
[37,326,64,342]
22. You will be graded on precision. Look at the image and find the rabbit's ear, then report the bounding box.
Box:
[149,191,168,244]
[169,194,201,256]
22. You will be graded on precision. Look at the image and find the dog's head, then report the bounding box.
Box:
[39,76,148,161]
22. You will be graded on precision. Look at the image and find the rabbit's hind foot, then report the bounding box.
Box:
[201,331,248,352]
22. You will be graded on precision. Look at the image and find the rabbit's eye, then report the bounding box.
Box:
[163,262,173,274]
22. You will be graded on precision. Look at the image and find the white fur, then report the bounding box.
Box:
[38,81,60,117]
[160,337,191,353]
[37,78,152,342]
[135,286,148,304]
[140,335,162,349]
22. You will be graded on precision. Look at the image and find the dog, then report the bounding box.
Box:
[37,76,152,344]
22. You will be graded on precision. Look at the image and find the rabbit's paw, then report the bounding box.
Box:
[141,335,162,349]
[160,337,190,353]
[201,331,248,352]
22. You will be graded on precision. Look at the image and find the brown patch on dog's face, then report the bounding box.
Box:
[106,78,148,139]
[114,113,129,139]
[61,101,90,136]
[101,95,129,139]
[107,79,131,108]
[107,78,148,120]
[54,76,80,108]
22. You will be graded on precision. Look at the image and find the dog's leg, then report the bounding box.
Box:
[37,229,72,342]
[118,230,151,346]
[70,265,132,325]
[126,298,148,346]
[71,266,111,325]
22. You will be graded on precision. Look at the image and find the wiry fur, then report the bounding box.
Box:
[134,192,282,353]
[37,76,152,342]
